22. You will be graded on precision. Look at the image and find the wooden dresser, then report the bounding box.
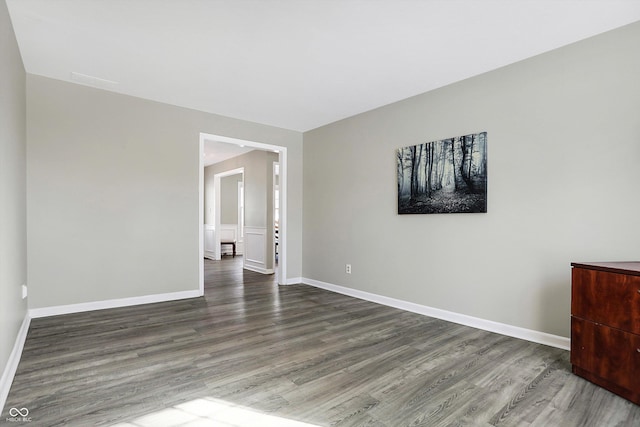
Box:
[571,261,640,405]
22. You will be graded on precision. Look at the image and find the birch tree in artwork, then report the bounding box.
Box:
[397,132,487,214]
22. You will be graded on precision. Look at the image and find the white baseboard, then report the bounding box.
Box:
[302,277,570,351]
[243,265,274,275]
[0,314,31,413]
[29,289,202,319]
[282,277,302,285]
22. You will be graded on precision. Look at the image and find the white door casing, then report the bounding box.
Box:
[200,132,288,285]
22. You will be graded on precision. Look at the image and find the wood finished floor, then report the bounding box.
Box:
[4,257,640,426]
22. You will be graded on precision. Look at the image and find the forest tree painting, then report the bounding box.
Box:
[397,132,487,214]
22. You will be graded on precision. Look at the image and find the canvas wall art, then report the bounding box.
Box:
[397,132,487,214]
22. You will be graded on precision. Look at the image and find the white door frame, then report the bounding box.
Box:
[199,133,288,290]
[272,161,279,276]
[213,167,244,261]
[237,180,244,253]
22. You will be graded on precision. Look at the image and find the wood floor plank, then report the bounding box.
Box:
[3,256,640,426]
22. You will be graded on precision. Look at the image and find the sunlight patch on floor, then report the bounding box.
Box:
[110,396,320,427]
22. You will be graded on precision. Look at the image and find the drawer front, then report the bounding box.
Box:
[571,267,640,334]
[571,317,640,393]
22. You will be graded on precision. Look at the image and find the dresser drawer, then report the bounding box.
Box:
[571,317,640,394]
[571,267,640,334]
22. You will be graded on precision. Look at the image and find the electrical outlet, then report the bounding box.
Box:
[346,264,352,274]
[21,284,28,299]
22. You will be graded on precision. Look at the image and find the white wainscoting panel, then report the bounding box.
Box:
[220,224,241,255]
[244,226,271,274]
[204,224,215,260]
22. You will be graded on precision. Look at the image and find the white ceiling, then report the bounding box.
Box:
[7,0,640,132]
[203,140,254,167]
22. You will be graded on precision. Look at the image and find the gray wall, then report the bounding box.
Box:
[220,174,242,224]
[27,75,302,309]
[205,150,279,270]
[0,0,27,392]
[303,21,640,338]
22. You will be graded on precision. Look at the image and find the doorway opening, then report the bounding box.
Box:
[198,133,288,294]
[211,167,244,261]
